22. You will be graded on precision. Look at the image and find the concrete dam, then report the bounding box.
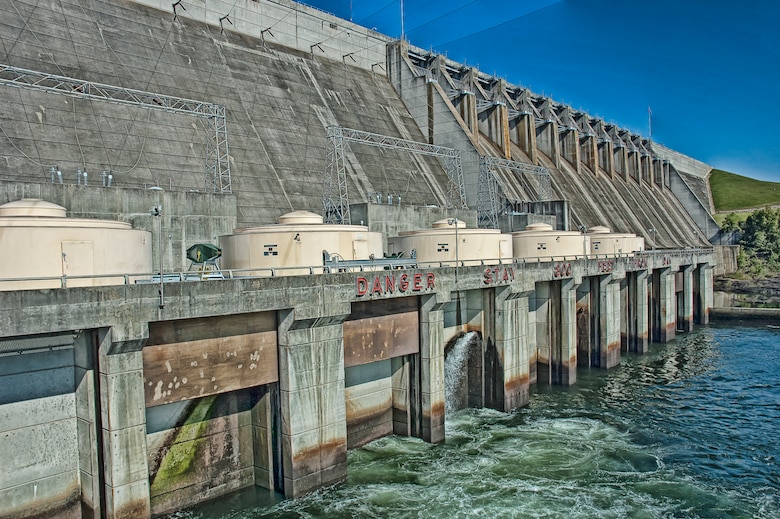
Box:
[0,0,717,517]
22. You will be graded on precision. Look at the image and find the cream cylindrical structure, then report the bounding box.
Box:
[512,222,589,260]
[0,198,152,290]
[387,219,512,265]
[219,210,384,275]
[587,225,645,256]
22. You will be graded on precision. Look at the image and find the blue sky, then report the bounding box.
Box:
[300,0,780,182]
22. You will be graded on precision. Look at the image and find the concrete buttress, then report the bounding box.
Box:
[627,271,650,353]
[598,277,622,369]
[276,309,349,498]
[654,268,676,342]
[695,264,713,325]
[681,265,695,332]
[101,329,152,519]
[419,294,447,443]
[490,287,531,410]
[560,278,578,385]
[536,279,577,385]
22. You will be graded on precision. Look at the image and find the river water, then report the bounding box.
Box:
[168,325,779,518]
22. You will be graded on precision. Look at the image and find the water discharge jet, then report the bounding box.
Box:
[444,331,479,416]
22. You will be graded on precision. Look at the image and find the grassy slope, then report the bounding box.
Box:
[710,169,780,211]
[713,211,749,227]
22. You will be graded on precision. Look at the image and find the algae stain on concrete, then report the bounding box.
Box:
[150,395,217,497]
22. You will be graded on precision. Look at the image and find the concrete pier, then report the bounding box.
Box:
[536,278,577,385]
[419,294,447,444]
[483,287,532,411]
[597,277,622,369]
[653,267,677,342]
[694,264,714,325]
[680,265,695,332]
[100,331,151,519]
[277,312,348,498]
[625,271,650,353]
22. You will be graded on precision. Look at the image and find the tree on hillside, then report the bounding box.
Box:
[737,207,780,276]
[720,212,742,233]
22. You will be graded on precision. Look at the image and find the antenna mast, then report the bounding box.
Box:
[400,0,405,40]
[648,106,652,141]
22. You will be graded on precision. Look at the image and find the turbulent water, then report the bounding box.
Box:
[167,326,780,518]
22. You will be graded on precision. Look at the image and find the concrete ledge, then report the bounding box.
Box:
[711,307,780,321]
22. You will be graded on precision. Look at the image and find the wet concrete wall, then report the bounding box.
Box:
[0,346,82,518]
[147,392,257,515]
[344,298,419,448]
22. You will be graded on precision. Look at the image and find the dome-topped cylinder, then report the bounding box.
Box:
[0,199,152,290]
[0,198,67,218]
[219,211,384,275]
[586,225,645,255]
[512,223,588,259]
[387,219,512,265]
[276,210,324,225]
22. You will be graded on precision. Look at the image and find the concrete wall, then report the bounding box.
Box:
[0,346,82,518]
[350,203,477,247]
[146,392,257,515]
[652,143,712,179]
[714,245,739,276]
[130,0,389,72]
[344,360,393,449]
[668,168,721,242]
[386,44,483,208]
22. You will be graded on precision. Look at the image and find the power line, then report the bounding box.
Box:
[355,0,398,25]
[411,0,563,48]
[404,0,480,37]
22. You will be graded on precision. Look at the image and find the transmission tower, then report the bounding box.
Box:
[322,125,467,224]
[477,156,552,229]
[0,64,231,193]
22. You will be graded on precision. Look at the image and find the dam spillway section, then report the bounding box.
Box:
[0,0,722,515]
[0,211,714,516]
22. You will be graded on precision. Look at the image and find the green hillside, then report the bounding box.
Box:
[710,169,780,211]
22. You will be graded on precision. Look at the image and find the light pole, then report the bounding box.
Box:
[648,227,656,252]
[151,205,164,309]
[447,218,459,284]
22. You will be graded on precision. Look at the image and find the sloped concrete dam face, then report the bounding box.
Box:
[0,0,453,226]
[143,313,280,516]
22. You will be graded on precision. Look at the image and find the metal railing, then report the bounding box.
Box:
[0,247,714,291]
